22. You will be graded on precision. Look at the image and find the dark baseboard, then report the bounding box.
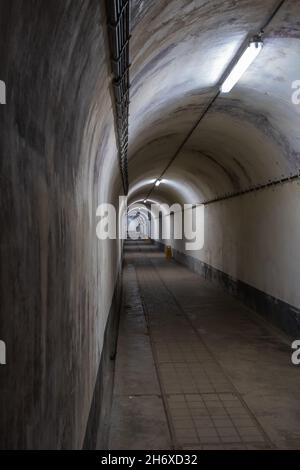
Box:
[82,270,122,449]
[154,241,300,338]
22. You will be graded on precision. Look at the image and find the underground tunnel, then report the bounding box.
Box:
[1,0,300,454]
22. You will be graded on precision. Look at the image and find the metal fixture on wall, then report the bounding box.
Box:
[105,0,131,195]
[168,169,300,213]
[201,169,300,206]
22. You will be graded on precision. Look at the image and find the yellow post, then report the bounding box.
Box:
[165,245,172,259]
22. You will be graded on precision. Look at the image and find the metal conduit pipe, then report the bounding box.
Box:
[105,0,131,194]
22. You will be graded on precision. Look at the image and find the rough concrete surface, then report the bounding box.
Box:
[0,0,122,449]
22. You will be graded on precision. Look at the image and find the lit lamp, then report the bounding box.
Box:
[221,37,263,93]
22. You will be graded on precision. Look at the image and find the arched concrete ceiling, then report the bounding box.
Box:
[127,0,300,206]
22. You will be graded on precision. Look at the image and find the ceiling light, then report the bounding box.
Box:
[155,179,161,187]
[220,38,263,93]
[143,199,147,204]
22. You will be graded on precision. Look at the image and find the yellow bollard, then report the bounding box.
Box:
[165,245,172,259]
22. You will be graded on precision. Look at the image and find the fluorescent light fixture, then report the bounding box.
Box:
[155,179,161,187]
[220,38,263,93]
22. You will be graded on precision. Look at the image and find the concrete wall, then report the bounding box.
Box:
[0,0,122,449]
[155,181,300,335]
[158,183,300,310]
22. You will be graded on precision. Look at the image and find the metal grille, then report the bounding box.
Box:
[105,0,130,194]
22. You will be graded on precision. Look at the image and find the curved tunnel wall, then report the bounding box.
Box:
[0,0,123,449]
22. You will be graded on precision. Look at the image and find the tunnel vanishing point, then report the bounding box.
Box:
[1,0,300,451]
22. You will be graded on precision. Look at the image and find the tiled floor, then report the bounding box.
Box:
[108,240,300,450]
[167,393,267,448]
